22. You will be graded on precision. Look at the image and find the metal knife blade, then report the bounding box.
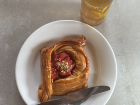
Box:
[38,86,110,105]
[68,86,110,105]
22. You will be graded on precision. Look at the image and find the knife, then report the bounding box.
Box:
[38,86,110,105]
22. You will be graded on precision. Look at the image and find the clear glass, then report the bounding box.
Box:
[81,0,113,26]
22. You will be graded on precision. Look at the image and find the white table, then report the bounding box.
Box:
[0,0,139,105]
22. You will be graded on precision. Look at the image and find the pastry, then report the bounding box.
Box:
[38,35,90,103]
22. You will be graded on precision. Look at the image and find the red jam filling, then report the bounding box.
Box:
[51,50,75,80]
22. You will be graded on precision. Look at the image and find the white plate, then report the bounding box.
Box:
[16,20,117,105]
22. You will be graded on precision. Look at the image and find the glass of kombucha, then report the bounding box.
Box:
[81,0,113,26]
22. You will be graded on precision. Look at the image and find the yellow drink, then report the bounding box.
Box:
[81,0,113,26]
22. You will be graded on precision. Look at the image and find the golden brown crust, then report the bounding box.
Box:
[38,35,90,103]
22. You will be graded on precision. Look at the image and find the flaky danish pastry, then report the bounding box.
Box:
[38,35,90,103]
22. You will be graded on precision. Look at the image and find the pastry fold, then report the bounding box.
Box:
[38,35,90,102]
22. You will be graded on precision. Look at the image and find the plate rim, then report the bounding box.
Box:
[15,20,117,105]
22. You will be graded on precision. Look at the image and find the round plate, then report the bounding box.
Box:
[16,20,117,105]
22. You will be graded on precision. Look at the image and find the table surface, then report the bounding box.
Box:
[0,0,140,105]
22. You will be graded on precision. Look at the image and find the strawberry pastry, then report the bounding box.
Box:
[38,35,90,103]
